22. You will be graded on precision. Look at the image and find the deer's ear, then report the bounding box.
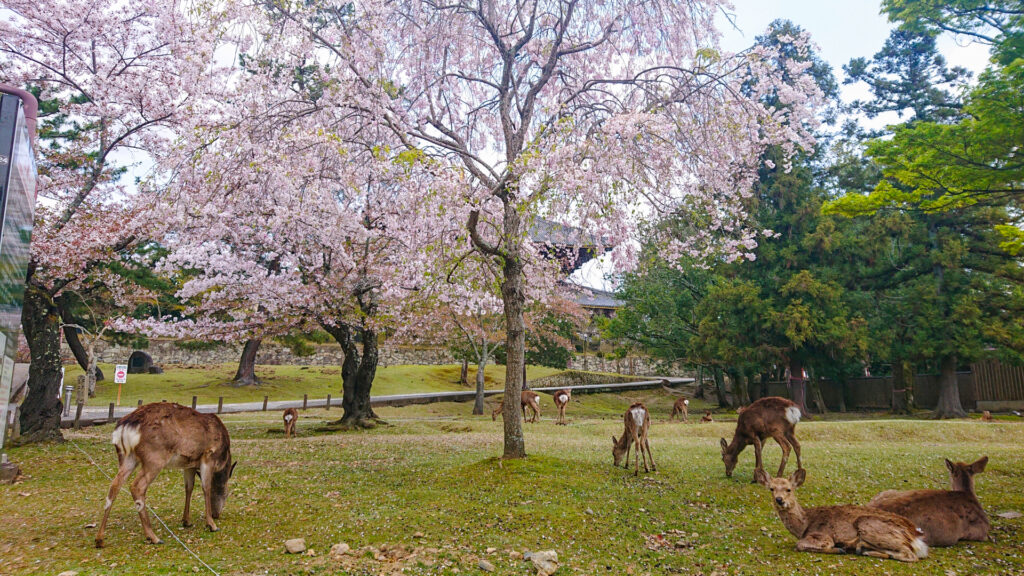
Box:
[611,436,617,445]
[719,438,728,452]
[945,458,955,473]
[790,468,806,487]
[971,456,988,473]
[754,468,770,487]
[230,461,238,478]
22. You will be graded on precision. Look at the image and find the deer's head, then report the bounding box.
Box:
[210,459,237,519]
[720,438,737,477]
[755,467,805,511]
[612,436,627,467]
[946,456,987,493]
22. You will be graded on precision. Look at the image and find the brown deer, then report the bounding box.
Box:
[981,410,993,422]
[757,468,928,562]
[868,457,990,546]
[283,407,298,438]
[95,402,236,548]
[491,390,541,423]
[701,409,713,423]
[720,396,801,480]
[670,397,689,422]
[612,402,655,475]
[552,389,571,425]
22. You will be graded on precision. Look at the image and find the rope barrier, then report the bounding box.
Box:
[67,438,220,576]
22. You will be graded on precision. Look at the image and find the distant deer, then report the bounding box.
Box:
[283,407,298,438]
[720,396,801,480]
[552,389,571,425]
[981,410,993,422]
[757,468,928,562]
[612,402,655,475]
[701,410,713,423]
[868,457,990,546]
[670,397,690,422]
[491,390,541,423]
[96,402,236,548]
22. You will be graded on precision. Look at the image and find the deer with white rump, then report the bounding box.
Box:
[492,390,541,423]
[720,396,802,480]
[868,456,990,546]
[757,468,928,562]
[95,402,236,548]
[552,389,571,425]
[283,407,298,438]
[612,402,655,475]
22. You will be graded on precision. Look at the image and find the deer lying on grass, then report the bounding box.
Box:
[701,410,713,423]
[670,397,690,421]
[96,402,236,548]
[868,457,990,546]
[757,468,928,562]
[720,396,801,480]
[552,389,571,425]
[491,390,541,423]
[612,402,655,475]
[981,410,993,422]
[283,407,298,438]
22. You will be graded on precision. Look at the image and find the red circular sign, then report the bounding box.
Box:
[116,370,126,378]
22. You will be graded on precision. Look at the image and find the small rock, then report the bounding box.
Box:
[57,572,79,576]
[413,531,425,538]
[478,559,496,572]
[585,508,595,515]
[530,550,559,576]
[997,511,1022,519]
[330,542,351,557]
[509,550,523,560]
[485,547,497,554]
[284,538,306,554]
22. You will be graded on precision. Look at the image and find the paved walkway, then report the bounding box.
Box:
[61,377,693,426]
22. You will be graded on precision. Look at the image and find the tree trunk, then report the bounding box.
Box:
[807,371,827,414]
[499,203,526,458]
[891,359,909,414]
[58,299,103,381]
[837,377,848,413]
[460,359,468,386]
[473,353,487,416]
[788,357,809,416]
[17,285,64,443]
[322,323,379,428]
[232,338,262,386]
[712,366,731,408]
[694,365,705,399]
[728,368,750,407]
[933,354,967,418]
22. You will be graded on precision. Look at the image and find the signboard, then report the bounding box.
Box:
[114,364,128,384]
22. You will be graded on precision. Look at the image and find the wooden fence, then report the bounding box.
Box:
[972,359,1024,410]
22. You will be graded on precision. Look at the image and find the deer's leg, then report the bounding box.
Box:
[633,432,643,475]
[182,468,196,527]
[95,453,137,548]
[786,430,802,470]
[129,465,164,545]
[623,438,632,469]
[773,434,792,477]
[796,533,844,555]
[199,462,220,532]
[644,435,656,472]
[750,436,764,482]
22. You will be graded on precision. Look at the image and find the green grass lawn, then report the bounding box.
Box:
[2,390,1022,575]
[68,363,566,407]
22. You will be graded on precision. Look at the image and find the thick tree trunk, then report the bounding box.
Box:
[808,372,827,414]
[460,359,469,386]
[694,365,705,400]
[59,301,103,381]
[322,323,379,428]
[891,359,910,414]
[728,368,750,407]
[17,285,64,443]
[712,366,731,408]
[232,338,262,386]
[933,354,967,418]
[500,204,526,458]
[788,357,809,416]
[473,354,487,416]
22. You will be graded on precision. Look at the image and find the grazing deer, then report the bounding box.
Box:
[612,402,655,475]
[757,468,928,562]
[95,402,236,548]
[670,397,690,422]
[283,407,298,438]
[868,457,990,546]
[552,389,571,425]
[701,410,713,423]
[981,410,993,422]
[491,390,541,423]
[720,396,801,480]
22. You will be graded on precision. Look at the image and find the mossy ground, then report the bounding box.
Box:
[2,389,1022,575]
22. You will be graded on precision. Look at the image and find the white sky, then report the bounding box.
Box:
[573,0,994,292]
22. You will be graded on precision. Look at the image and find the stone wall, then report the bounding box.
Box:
[528,370,647,389]
[566,355,692,378]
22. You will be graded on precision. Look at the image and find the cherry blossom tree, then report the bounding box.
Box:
[232,0,822,457]
[0,0,223,441]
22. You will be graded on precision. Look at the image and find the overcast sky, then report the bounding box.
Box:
[574,0,994,292]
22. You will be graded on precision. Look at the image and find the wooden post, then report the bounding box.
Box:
[262,396,268,411]
[302,394,308,410]
[217,397,224,414]
[108,402,115,421]
[191,396,197,410]
[74,401,84,429]
[137,399,143,407]
[326,394,331,410]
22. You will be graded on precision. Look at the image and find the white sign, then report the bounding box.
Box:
[114,364,128,384]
